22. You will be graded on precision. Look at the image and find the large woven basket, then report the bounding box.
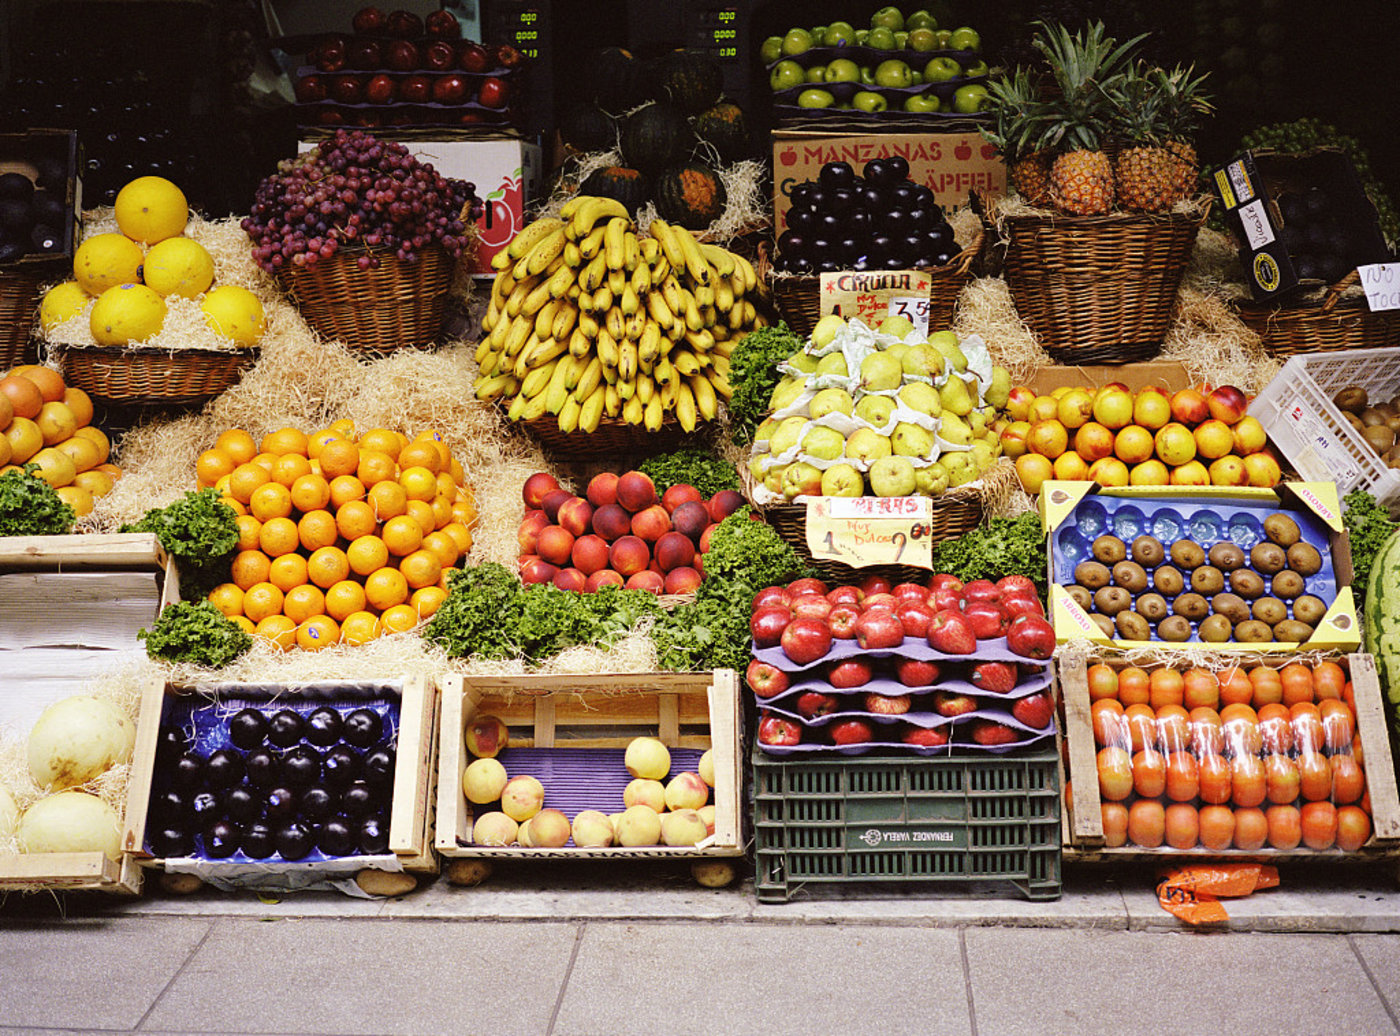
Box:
[997,206,1205,364]
[54,343,259,407]
[515,412,695,461]
[1236,278,1400,357]
[276,245,454,354]
[768,228,983,339]
[0,264,60,368]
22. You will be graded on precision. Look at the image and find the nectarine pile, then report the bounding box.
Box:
[0,365,119,514]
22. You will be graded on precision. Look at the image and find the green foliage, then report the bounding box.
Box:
[0,464,74,537]
[1343,490,1398,610]
[727,322,803,445]
[422,563,527,660]
[140,601,252,668]
[122,488,240,598]
[928,513,1049,597]
[637,447,740,496]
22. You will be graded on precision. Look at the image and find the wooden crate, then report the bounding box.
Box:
[1057,652,1400,861]
[123,675,439,880]
[436,670,742,860]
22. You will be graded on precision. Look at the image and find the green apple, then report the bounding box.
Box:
[915,464,949,496]
[809,387,854,419]
[894,31,909,49]
[769,415,809,454]
[822,20,856,46]
[870,6,904,31]
[815,351,848,376]
[860,66,876,86]
[905,93,941,113]
[859,351,903,392]
[906,10,938,31]
[873,59,912,88]
[760,36,784,64]
[806,66,827,83]
[939,412,973,446]
[782,28,813,57]
[845,427,893,463]
[869,455,917,497]
[949,27,981,52]
[784,462,824,499]
[891,421,936,458]
[923,56,961,83]
[810,26,826,41]
[909,71,924,85]
[821,463,865,497]
[963,59,989,78]
[770,60,806,91]
[933,29,952,48]
[865,26,897,50]
[952,84,990,113]
[852,91,888,113]
[825,58,861,83]
[787,350,819,374]
[797,88,836,109]
[802,425,846,461]
[811,313,846,348]
[908,27,938,52]
[854,394,896,428]
[855,29,869,44]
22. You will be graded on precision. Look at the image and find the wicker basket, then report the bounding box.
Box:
[276,245,454,354]
[516,412,695,461]
[54,343,259,407]
[0,264,60,368]
[1236,280,1400,357]
[996,207,1205,364]
[768,228,983,339]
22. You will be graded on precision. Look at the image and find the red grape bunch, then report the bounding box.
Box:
[242,129,482,272]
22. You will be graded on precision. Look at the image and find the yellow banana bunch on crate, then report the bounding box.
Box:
[475,199,768,434]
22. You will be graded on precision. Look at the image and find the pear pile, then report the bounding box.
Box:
[747,314,1011,500]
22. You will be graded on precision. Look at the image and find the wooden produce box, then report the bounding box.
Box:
[436,670,742,860]
[123,676,439,885]
[1022,359,1194,397]
[1057,652,1400,860]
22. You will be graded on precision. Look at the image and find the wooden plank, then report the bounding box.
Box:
[0,851,142,893]
[1351,653,1400,841]
[657,694,680,747]
[388,674,433,860]
[435,675,472,854]
[1058,654,1105,845]
[120,674,168,859]
[709,670,741,850]
[397,688,441,875]
[0,532,167,570]
[534,696,556,748]
[463,672,714,694]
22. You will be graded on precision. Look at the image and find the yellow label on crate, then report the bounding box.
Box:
[806,496,934,569]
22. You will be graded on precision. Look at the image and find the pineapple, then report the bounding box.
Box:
[1111,62,1182,213]
[983,68,1054,207]
[1157,64,1214,202]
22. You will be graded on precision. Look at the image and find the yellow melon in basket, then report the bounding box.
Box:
[201,285,266,345]
[90,283,166,346]
[73,234,144,295]
[141,237,214,298]
[114,176,188,244]
[39,281,91,331]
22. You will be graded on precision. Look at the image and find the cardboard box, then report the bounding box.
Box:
[1023,359,1193,396]
[1040,480,1360,654]
[298,132,541,275]
[772,129,1005,237]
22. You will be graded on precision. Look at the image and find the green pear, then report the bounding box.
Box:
[787,351,819,374]
[915,464,949,496]
[754,416,778,442]
[939,412,973,446]
[985,366,1011,408]
[844,427,893,463]
[820,462,864,497]
[810,313,846,349]
[897,380,941,415]
[968,409,988,437]
[868,456,918,497]
[769,415,809,455]
[854,394,896,427]
[783,462,824,499]
[878,314,916,338]
[801,425,846,461]
[748,456,767,482]
[970,440,997,472]
[942,451,978,486]
[770,376,809,411]
[815,351,848,377]
[927,330,967,372]
[900,342,945,380]
[809,387,854,419]
[891,421,936,458]
[859,351,903,392]
[938,374,974,416]
[763,463,789,495]
[883,341,910,363]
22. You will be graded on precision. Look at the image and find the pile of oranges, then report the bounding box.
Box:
[1,364,120,513]
[1085,659,1373,853]
[198,421,476,652]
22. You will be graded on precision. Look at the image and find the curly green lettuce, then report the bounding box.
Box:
[140,600,252,668]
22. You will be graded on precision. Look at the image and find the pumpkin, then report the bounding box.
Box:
[657,50,724,115]
[593,47,642,112]
[619,103,695,175]
[653,163,727,230]
[579,166,650,215]
[560,104,616,153]
[694,102,750,163]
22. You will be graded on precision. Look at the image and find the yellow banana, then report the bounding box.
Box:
[636,373,654,404]
[570,196,630,239]
[699,242,735,278]
[559,195,588,220]
[646,289,674,329]
[714,277,734,312]
[578,384,606,433]
[741,299,756,326]
[711,332,735,356]
[556,394,583,433]
[661,275,683,315]
[694,282,715,309]
[521,388,551,421]
[596,328,620,369]
[623,393,644,424]
[690,373,718,418]
[474,372,517,401]
[514,226,563,279]
[735,254,758,294]
[578,310,600,339]
[727,302,746,329]
[579,222,608,261]
[618,340,638,382]
[552,300,579,342]
[650,219,686,271]
[573,355,603,401]
[568,327,592,359]
[685,328,715,353]
[505,217,564,260]
[603,216,628,270]
[644,395,663,431]
[630,261,652,296]
[481,302,499,335]
[534,298,561,339]
[564,240,584,268]
[601,364,617,386]
[653,355,675,386]
[659,376,678,409]
[710,353,730,379]
[604,384,621,417]
[489,248,513,271]
[579,251,608,293]
[474,337,496,365]
[624,308,647,342]
[623,232,641,272]
[675,380,697,432]
[638,321,661,366]
[506,390,531,422]
[593,284,614,312]
[504,276,537,318]
[620,284,640,317]
[561,352,587,391]
[675,224,709,285]
[526,335,568,370]
[727,271,745,300]
[606,305,626,342]
[649,252,671,284]
[640,237,660,263]
[671,349,700,376]
[617,376,635,401]
[503,317,533,357]
[520,277,554,316]
[683,294,705,333]
[707,368,731,398]
[607,265,627,296]
[487,310,511,349]
[546,261,576,299]
[521,357,560,403]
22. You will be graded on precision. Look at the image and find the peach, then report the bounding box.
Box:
[663,567,702,595]
[660,808,709,847]
[1015,453,1054,493]
[1026,419,1068,458]
[631,504,672,543]
[462,757,508,803]
[1154,422,1197,467]
[707,490,745,522]
[1170,460,1211,486]
[571,809,615,848]
[698,804,716,836]
[697,750,715,787]
[536,524,575,566]
[586,472,619,507]
[1129,459,1169,486]
[648,559,665,576]
[472,811,518,846]
[1000,421,1030,459]
[1113,425,1155,465]
[662,483,703,512]
[1193,419,1235,460]
[625,736,671,779]
[698,525,716,553]
[1207,385,1249,425]
[1232,415,1268,455]
[616,470,657,512]
[626,570,665,594]
[522,471,560,509]
[528,808,571,848]
[519,557,558,584]
[1092,386,1134,429]
[694,554,705,576]
[1244,452,1282,488]
[1055,388,1095,429]
[552,567,587,592]
[615,804,662,846]
[584,569,625,592]
[671,500,711,541]
[556,496,595,538]
[500,775,544,821]
[1029,394,1060,422]
[1170,388,1210,426]
[516,817,535,847]
[1052,451,1090,480]
[1006,385,1037,422]
[541,488,573,522]
[624,777,667,812]
[517,510,549,554]
[1087,456,1129,487]
[1072,422,1115,463]
[654,531,696,572]
[465,714,509,758]
[609,534,651,577]
[1208,455,1249,487]
[664,771,710,811]
[591,503,632,541]
[1132,387,1172,430]
[571,534,611,575]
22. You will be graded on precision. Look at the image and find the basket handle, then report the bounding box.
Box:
[1321,269,1359,314]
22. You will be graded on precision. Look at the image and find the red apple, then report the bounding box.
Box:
[796,691,839,718]
[433,74,470,103]
[348,37,383,70]
[962,601,1007,640]
[457,41,491,73]
[855,609,905,650]
[749,605,791,648]
[294,75,329,103]
[787,578,828,597]
[386,9,423,38]
[896,601,935,639]
[364,73,396,104]
[385,39,420,70]
[791,595,834,622]
[895,658,940,687]
[830,719,874,745]
[661,483,704,513]
[970,662,1018,694]
[858,575,892,598]
[758,713,802,746]
[425,9,461,39]
[752,586,792,612]
[904,726,949,747]
[746,659,790,699]
[708,490,746,522]
[969,720,1019,745]
[352,7,386,34]
[864,692,912,715]
[494,43,524,68]
[928,587,963,613]
[827,659,873,688]
[996,574,1038,598]
[424,39,457,71]
[315,35,348,73]
[330,74,365,104]
[927,610,977,654]
[1012,692,1055,730]
[827,585,862,607]
[827,604,861,640]
[398,74,431,102]
[1006,614,1056,660]
[928,574,965,594]
[522,472,560,509]
[781,617,832,665]
[962,579,1002,605]
[893,583,928,605]
[1000,594,1045,621]
[932,690,977,717]
[862,592,898,612]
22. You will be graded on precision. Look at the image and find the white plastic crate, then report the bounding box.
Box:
[1249,347,1400,513]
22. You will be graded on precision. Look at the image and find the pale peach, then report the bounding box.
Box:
[465,714,509,758]
[1006,386,1037,422]
[615,804,663,846]
[500,775,544,822]
[1232,415,1268,455]
[663,771,710,811]
[1072,422,1116,463]
[1170,388,1210,426]
[1132,387,1172,430]
[1129,459,1169,486]
[472,811,519,846]
[1208,455,1249,487]
[528,808,571,848]
[1193,419,1236,460]
[1113,425,1155,465]
[1092,386,1134,430]
[660,808,709,847]
[1154,423,1197,467]
[571,809,615,848]
[1088,457,1130,487]
[1052,451,1090,480]
[1028,395,1060,422]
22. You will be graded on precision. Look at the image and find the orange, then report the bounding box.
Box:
[347,534,389,577]
[380,603,419,634]
[339,610,382,646]
[421,529,460,569]
[230,549,272,590]
[251,451,278,474]
[242,581,285,623]
[336,500,378,541]
[306,545,350,589]
[399,548,442,589]
[214,473,233,495]
[215,428,257,464]
[55,434,100,474]
[399,465,437,502]
[442,521,473,557]
[435,471,458,498]
[382,514,423,557]
[397,439,441,475]
[63,387,93,427]
[450,459,467,485]
[319,438,360,478]
[365,566,409,611]
[261,426,309,457]
[207,582,245,618]
[288,473,330,513]
[196,448,236,487]
[328,474,366,509]
[430,494,454,529]
[268,552,310,593]
[249,481,293,521]
[268,453,310,489]
[254,614,296,651]
[405,499,436,536]
[410,585,447,618]
[229,614,255,635]
[452,498,478,528]
[328,418,356,440]
[325,580,368,622]
[296,615,340,652]
[307,429,341,460]
[359,427,401,456]
[368,479,408,520]
[72,425,110,462]
[220,494,248,517]
[258,516,300,557]
[234,514,262,551]
[356,449,397,487]
[1313,661,1347,701]
[298,509,339,552]
[284,583,327,624]
[228,462,272,504]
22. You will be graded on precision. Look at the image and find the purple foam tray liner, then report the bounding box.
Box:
[462,746,710,847]
[758,721,1054,758]
[752,636,1049,673]
[752,666,1054,707]
[760,699,1052,734]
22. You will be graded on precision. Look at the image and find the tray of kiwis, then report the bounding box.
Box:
[1052,496,1337,646]
[1331,386,1400,470]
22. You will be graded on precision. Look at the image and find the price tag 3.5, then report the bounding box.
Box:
[805,497,935,569]
[888,296,930,337]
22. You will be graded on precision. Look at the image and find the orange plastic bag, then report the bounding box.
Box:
[1156,864,1280,925]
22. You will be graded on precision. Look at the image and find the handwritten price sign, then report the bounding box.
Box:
[805,497,935,568]
[1359,264,1400,312]
[887,296,931,337]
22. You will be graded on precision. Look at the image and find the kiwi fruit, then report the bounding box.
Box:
[1074,560,1112,590]
[1362,406,1389,427]
[1173,592,1209,621]
[1067,584,1093,611]
[1235,619,1274,643]
[1252,596,1288,625]
[1343,411,1367,433]
[1333,386,1367,413]
[1389,454,1400,471]
[1115,611,1151,641]
[1292,594,1328,626]
[1363,424,1396,453]
[1286,541,1323,577]
[1273,619,1314,642]
[1190,565,1225,595]
[1272,570,1305,599]
[1250,542,1287,574]
[1158,615,1192,641]
[1228,569,1265,599]
[1094,586,1133,616]
[1111,560,1148,593]
[1153,565,1185,596]
[1170,539,1205,569]
[1264,514,1301,547]
[1131,535,1165,566]
[1093,535,1127,565]
[1199,614,1233,642]
[1210,592,1250,625]
[1137,592,1168,622]
[1091,613,1117,637]
[1207,542,1245,571]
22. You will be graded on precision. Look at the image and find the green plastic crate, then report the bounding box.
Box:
[752,746,1062,902]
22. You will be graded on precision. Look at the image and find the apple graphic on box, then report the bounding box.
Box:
[781,617,833,665]
[828,659,874,688]
[746,659,790,699]
[758,713,802,746]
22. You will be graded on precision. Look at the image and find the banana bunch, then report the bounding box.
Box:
[474,196,767,434]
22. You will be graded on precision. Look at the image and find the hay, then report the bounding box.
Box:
[952,277,1050,382]
[978,458,1033,521]
[1160,285,1270,392]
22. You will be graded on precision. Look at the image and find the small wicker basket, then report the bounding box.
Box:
[54,343,259,407]
[0,264,60,368]
[1236,275,1400,357]
[516,411,695,461]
